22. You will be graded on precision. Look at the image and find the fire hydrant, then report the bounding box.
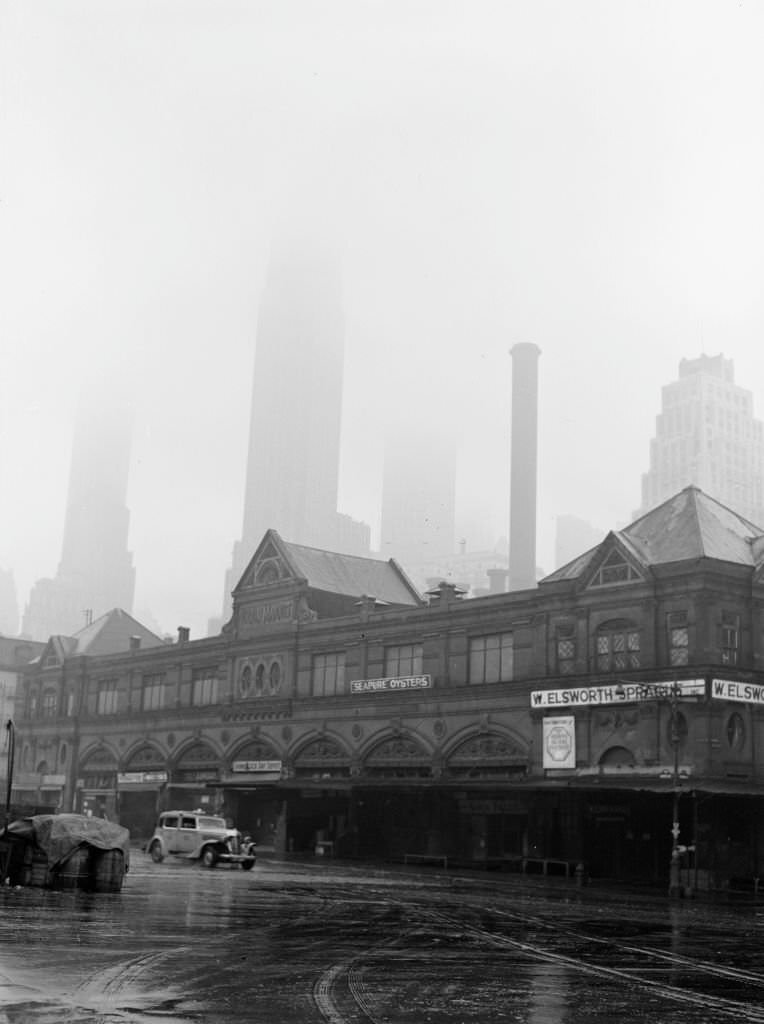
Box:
[574,862,587,887]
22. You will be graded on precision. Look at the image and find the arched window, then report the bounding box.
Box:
[269,660,281,694]
[726,712,745,751]
[239,663,253,698]
[41,689,58,718]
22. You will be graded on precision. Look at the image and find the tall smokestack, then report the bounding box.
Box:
[509,343,541,591]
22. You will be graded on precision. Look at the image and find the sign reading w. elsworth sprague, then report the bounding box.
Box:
[712,679,764,705]
[351,675,432,694]
[530,679,706,708]
[543,716,575,770]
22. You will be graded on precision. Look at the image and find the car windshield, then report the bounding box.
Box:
[197,817,228,830]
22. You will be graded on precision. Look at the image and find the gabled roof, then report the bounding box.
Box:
[235,530,423,607]
[286,543,422,605]
[37,609,167,663]
[542,486,764,585]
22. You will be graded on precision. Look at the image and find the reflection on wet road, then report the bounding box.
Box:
[1,852,764,1022]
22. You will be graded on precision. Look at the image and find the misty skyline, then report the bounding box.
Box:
[3,2,764,639]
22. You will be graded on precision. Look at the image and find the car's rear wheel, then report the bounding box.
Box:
[241,858,255,871]
[201,848,218,868]
[149,842,164,863]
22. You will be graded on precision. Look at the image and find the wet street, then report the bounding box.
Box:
[2,851,764,1023]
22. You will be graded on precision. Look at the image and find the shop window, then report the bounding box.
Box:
[97,680,119,715]
[721,611,740,665]
[142,673,166,712]
[596,621,640,672]
[667,611,689,666]
[312,652,345,696]
[191,669,219,706]
[384,643,423,678]
[469,633,513,684]
[556,624,576,676]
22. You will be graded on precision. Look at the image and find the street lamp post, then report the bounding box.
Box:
[615,679,685,896]
[4,719,15,821]
[668,684,682,898]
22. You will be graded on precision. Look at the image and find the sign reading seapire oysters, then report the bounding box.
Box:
[351,675,432,694]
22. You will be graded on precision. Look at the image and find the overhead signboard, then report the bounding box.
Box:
[232,760,282,773]
[531,679,706,709]
[117,771,168,785]
[350,675,432,695]
[711,679,764,705]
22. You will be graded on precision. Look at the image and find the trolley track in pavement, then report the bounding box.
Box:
[309,878,764,1023]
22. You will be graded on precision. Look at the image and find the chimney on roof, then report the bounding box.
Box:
[509,343,541,592]
[355,595,378,622]
[129,635,141,651]
[487,568,508,593]
[177,626,190,644]
[426,581,465,607]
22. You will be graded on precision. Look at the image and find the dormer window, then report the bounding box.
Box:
[591,550,642,587]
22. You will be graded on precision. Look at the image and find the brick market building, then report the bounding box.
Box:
[12,487,764,891]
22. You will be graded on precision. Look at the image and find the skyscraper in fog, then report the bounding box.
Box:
[221,242,369,622]
[22,382,136,639]
[379,424,457,582]
[637,354,764,525]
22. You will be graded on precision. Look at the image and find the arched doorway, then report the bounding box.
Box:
[118,743,168,839]
[167,740,221,814]
[77,745,118,821]
[446,731,529,865]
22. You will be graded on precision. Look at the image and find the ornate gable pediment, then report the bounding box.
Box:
[584,541,645,591]
[239,537,293,591]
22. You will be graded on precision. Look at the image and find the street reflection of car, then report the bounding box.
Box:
[147,810,256,869]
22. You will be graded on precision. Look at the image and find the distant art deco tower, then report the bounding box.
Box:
[23,378,136,639]
[221,240,369,622]
[637,354,764,525]
[508,343,541,591]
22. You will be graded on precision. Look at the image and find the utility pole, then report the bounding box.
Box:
[668,682,682,898]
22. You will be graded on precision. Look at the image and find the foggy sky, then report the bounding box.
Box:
[2,1,764,638]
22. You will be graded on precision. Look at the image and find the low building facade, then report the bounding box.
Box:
[12,493,764,891]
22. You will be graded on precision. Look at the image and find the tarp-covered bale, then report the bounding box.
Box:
[4,814,130,891]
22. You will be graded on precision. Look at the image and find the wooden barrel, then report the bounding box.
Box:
[54,846,93,890]
[92,849,125,893]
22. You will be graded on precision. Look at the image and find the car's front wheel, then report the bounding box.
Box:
[149,842,164,863]
[201,848,218,868]
[241,858,255,871]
